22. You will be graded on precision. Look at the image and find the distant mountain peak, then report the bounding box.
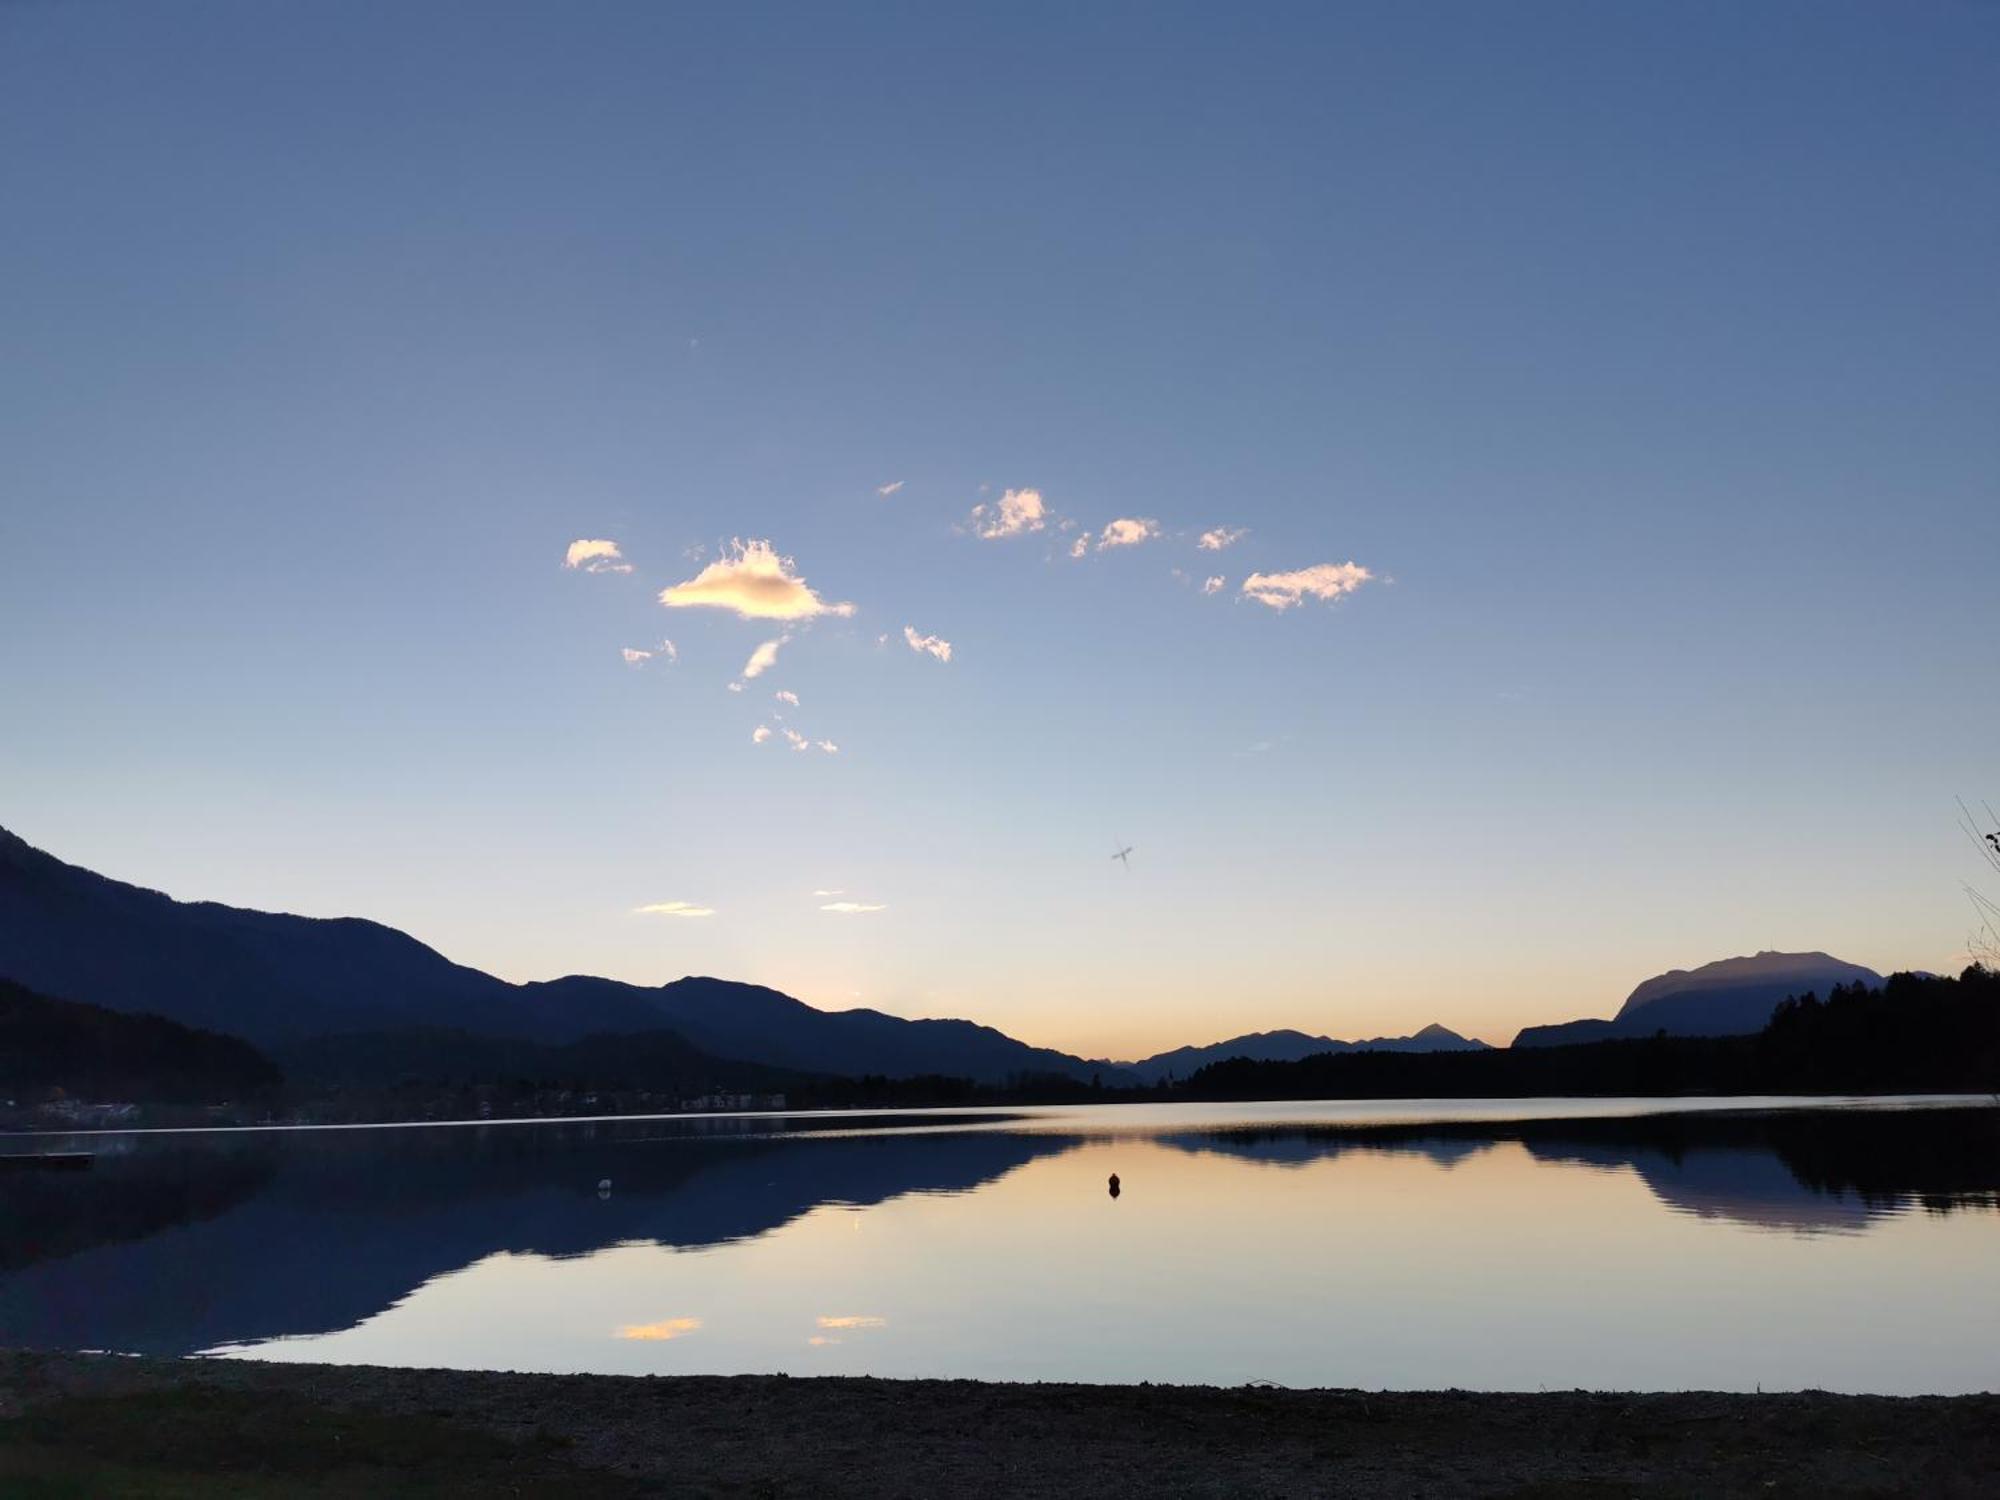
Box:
[1514,950,1886,1049]
[1122,1022,1487,1083]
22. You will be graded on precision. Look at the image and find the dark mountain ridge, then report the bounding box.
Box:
[0,826,1125,1085]
[1511,951,1885,1048]
[1123,1022,1488,1084]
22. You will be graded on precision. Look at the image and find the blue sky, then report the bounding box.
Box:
[3,1,1996,1055]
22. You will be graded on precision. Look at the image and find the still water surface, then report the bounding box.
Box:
[5,1096,1997,1392]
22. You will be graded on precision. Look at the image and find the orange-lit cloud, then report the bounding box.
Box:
[1097,516,1159,549]
[903,626,952,663]
[774,689,800,706]
[618,1317,703,1341]
[968,488,1046,539]
[1197,526,1246,551]
[752,725,773,744]
[564,538,633,574]
[658,539,855,620]
[816,1315,887,1329]
[1240,561,1373,610]
[634,901,715,918]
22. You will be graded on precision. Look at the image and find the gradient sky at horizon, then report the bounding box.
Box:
[3,1,1997,1056]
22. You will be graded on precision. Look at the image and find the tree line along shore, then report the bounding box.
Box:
[4,965,1998,1129]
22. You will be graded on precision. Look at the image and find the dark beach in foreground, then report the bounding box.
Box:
[3,1351,1995,1498]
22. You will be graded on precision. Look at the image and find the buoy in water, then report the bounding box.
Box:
[1108,1172,1121,1200]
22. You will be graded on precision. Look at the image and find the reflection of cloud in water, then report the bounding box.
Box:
[619,1316,702,1341]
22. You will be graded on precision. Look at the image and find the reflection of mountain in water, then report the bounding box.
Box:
[5,1107,1995,1360]
[1158,1108,2000,1235]
[0,1121,1080,1357]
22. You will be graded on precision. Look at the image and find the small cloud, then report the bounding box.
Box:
[742,636,789,680]
[1098,517,1159,550]
[967,487,1047,540]
[1197,527,1247,552]
[820,902,886,914]
[774,689,800,706]
[1240,561,1374,610]
[1201,575,1225,595]
[903,626,952,663]
[812,888,844,897]
[564,539,633,574]
[658,539,854,620]
[618,1317,702,1341]
[634,900,716,918]
[727,682,744,694]
[808,1335,839,1346]
[752,725,773,744]
[1069,536,1090,560]
[816,1315,888,1329]
[877,480,905,497]
[658,639,678,663]
[620,647,654,664]
[774,727,839,755]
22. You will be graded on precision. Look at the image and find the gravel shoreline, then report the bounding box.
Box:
[4,1349,1997,1497]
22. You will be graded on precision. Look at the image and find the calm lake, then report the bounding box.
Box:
[5,1096,1997,1393]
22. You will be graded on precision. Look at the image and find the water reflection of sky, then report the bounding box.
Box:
[3,1099,1997,1393]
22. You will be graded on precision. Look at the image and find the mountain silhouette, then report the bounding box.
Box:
[1122,1022,1487,1084]
[1511,951,1886,1048]
[0,826,1125,1084]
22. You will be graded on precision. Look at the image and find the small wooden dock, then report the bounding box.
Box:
[0,1152,94,1172]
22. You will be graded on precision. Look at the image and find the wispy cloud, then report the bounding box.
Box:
[1097,516,1159,549]
[877,480,905,497]
[1069,536,1089,560]
[967,487,1047,539]
[820,901,886,914]
[618,1317,702,1341]
[812,888,844,897]
[564,538,633,574]
[1197,527,1247,551]
[903,625,952,663]
[1201,575,1225,595]
[1240,561,1374,610]
[620,647,653,664]
[658,539,855,620]
[634,900,716,918]
[742,636,789,680]
[774,689,800,706]
[780,727,840,755]
[816,1315,888,1328]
